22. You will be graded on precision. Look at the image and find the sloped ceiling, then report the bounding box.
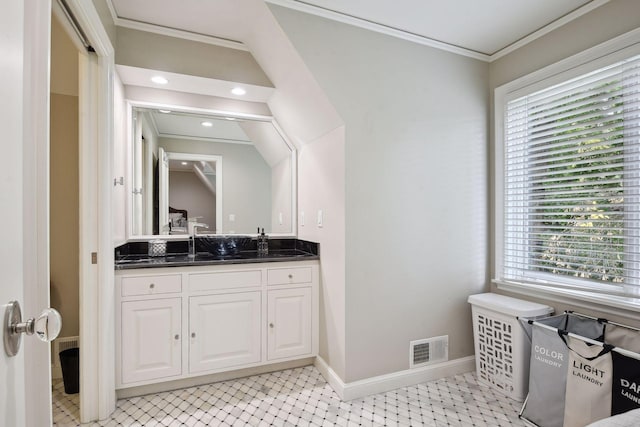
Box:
[110,0,345,145]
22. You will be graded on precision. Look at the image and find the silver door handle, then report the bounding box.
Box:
[4,301,62,357]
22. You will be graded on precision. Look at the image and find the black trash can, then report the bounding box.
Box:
[59,347,79,394]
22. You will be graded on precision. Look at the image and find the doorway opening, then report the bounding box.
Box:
[49,9,82,424]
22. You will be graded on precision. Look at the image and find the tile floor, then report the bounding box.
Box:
[52,366,525,426]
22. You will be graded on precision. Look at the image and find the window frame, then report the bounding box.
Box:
[494,29,640,314]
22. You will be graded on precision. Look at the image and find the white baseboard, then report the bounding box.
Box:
[315,355,476,401]
[314,356,347,399]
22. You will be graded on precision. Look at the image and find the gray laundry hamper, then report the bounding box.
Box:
[520,312,640,427]
[519,314,606,427]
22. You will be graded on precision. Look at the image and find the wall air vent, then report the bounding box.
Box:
[410,335,448,369]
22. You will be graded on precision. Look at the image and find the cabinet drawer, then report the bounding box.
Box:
[121,274,182,296]
[189,270,262,292]
[267,267,312,286]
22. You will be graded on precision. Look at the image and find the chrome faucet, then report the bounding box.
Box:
[188,222,209,258]
[193,223,209,235]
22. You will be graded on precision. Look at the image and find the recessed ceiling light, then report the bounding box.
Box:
[158,109,172,114]
[151,76,168,85]
[181,161,188,166]
[231,87,246,96]
[201,121,213,127]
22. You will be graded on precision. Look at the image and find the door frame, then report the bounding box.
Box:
[22,1,53,426]
[60,1,116,422]
[20,0,114,423]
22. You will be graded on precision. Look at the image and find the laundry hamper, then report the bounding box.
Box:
[520,312,640,427]
[468,293,553,401]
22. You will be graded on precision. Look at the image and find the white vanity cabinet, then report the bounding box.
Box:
[266,265,314,361]
[118,273,183,385]
[267,287,312,361]
[121,298,182,384]
[189,292,262,373]
[115,260,318,390]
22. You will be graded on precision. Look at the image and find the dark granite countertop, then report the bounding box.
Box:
[115,238,319,270]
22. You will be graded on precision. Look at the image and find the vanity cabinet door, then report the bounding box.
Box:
[121,298,182,384]
[267,287,312,361]
[189,292,261,373]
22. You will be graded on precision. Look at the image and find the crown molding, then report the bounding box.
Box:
[115,18,249,51]
[105,0,610,63]
[489,0,610,61]
[266,0,491,61]
[105,0,248,51]
[266,0,610,63]
[157,133,254,145]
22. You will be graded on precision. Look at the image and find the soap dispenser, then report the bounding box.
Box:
[258,228,269,255]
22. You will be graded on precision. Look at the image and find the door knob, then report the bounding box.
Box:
[4,301,62,357]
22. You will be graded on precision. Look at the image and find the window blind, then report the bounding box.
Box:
[502,54,640,295]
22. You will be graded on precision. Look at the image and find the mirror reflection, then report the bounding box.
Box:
[130,107,295,237]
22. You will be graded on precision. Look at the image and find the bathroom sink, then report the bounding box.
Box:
[115,256,152,264]
[193,249,310,260]
[192,253,245,261]
[238,249,310,258]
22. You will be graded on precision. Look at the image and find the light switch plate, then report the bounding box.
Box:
[317,210,323,228]
[229,214,235,222]
[300,211,305,226]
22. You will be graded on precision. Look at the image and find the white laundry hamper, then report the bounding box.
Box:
[468,293,553,401]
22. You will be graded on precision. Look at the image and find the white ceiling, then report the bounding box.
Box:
[116,65,275,104]
[143,109,292,167]
[149,110,252,143]
[266,0,600,56]
[108,0,607,60]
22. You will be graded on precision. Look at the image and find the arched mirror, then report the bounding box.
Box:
[128,105,296,238]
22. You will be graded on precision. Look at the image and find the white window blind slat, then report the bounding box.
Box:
[501,53,640,295]
[526,63,640,104]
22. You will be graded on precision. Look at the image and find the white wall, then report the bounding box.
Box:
[116,27,273,87]
[270,156,292,233]
[169,170,216,228]
[241,0,344,147]
[298,126,346,379]
[272,5,489,382]
[159,137,272,234]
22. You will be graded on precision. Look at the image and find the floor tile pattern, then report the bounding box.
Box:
[53,366,525,426]
[53,378,81,426]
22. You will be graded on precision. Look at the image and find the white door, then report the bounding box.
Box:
[267,288,312,361]
[189,292,261,373]
[121,298,182,384]
[1,1,52,426]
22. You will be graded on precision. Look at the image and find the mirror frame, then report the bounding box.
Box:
[125,100,297,240]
